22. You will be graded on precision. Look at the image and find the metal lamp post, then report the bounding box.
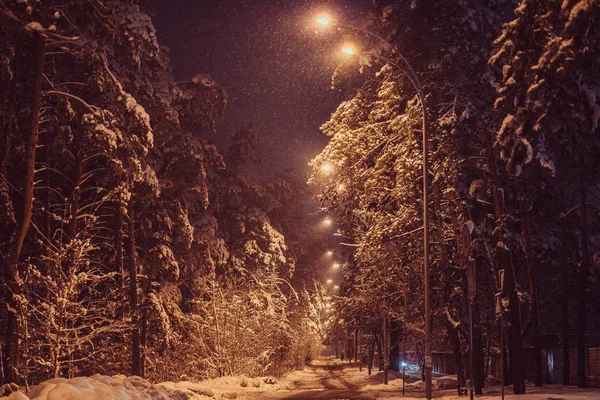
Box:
[402,360,407,396]
[316,15,432,399]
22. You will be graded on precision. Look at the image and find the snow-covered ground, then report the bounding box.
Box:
[3,360,600,399]
[1,374,192,400]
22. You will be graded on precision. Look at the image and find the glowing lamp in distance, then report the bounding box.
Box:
[320,162,333,174]
[341,44,356,55]
[316,15,331,26]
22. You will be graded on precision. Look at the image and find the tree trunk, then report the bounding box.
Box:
[354,328,358,365]
[368,335,375,375]
[140,292,148,378]
[577,184,587,388]
[0,34,20,178]
[446,318,465,388]
[3,32,45,384]
[140,240,152,377]
[560,213,570,385]
[473,302,485,394]
[486,129,526,394]
[358,329,362,371]
[389,320,400,373]
[485,131,503,219]
[383,316,389,385]
[345,329,351,364]
[42,129,51,272]
[376,333,383,371]
[520,197,542,386]
[499,247,526,394]
[115,207,124,317]
[66,138,82,240]
[127,202,141,376]
[437,184,466,389]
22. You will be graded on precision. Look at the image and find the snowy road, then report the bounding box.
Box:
[277,364,376,400]
[242,360,600,400]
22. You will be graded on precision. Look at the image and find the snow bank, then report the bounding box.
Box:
[406,375,458,390]
[185,375,284,396]
[157,381,214,398]
[1,374,209,400]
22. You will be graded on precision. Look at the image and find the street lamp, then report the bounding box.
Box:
[333,262,340,269]
[320,162,333,174]
[401,360,407,395]
[326,250,333,256]
[333,285,339,290]
[341,44,356,55]
[316,14,331,26]
[323,218,332,226]
[315,14,432,399]
[327,278,333,284]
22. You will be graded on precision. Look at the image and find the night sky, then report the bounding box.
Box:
[148,0,371,178]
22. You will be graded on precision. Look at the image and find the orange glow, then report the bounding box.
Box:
[320,162,333,174]
[316,14,331,26]
[334,285,339,290]
[326,278,333,284]
[323,218,332,225]
[341,44,356,55]
[326,250,333,256]
[333,263,340,269]
[337,183,345,191]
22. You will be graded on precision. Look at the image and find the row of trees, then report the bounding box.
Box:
[0,0,323,387]
[312,0,599,394]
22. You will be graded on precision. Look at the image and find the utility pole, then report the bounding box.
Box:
[468,263,476,400]
[422,86,432,400]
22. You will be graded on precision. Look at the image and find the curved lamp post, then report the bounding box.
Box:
[317,14,432,400]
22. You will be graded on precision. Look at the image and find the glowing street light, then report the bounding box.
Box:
[320,162,333,174]
[341,44,356,55]
[337,183,345,191]
[326,250,333,256]
[316,14,331,26]
[333,285,339,290]
[333,263,340,269]
[323,218,332,226]
[326,278,333,284]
